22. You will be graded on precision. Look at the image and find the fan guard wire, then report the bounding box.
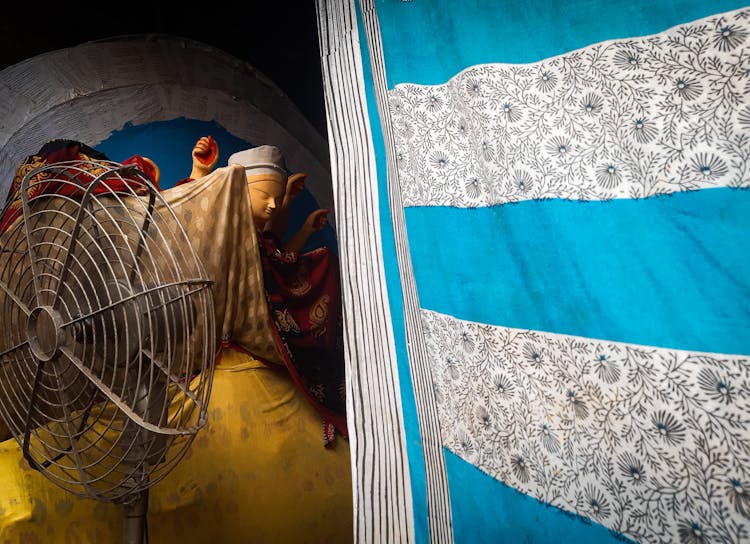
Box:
[0,159,216,503]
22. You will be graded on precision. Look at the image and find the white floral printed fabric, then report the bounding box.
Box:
[422,308,750,543]
[391,8,750,207]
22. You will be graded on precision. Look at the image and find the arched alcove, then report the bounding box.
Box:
[0,33,334,219]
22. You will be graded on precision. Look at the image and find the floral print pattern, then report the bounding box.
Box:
[390,8,750,207]
[421,309,750,543]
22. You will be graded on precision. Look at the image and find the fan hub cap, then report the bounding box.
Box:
[27,306,65,361]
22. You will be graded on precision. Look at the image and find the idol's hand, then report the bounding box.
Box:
[304,208,330,232]
[285,173,307,202]
[192,136,219,174]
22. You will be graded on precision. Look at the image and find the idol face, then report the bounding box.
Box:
[248,178,285,228]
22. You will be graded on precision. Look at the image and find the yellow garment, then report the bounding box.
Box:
[0,348,353,543]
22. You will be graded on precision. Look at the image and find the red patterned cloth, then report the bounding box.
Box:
[1,139,159,233]
[259,231,348,444]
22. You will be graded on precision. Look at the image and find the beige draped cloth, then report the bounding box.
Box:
[162,164,283,365]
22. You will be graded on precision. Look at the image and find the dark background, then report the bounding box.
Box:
[0,3,328,138]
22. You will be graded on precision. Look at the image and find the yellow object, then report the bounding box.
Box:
[0,347,353,543]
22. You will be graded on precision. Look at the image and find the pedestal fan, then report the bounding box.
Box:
[0,158,216,543]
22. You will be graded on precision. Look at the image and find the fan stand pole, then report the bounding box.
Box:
[122,489,149,544]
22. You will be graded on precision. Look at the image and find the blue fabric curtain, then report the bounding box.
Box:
[317,1,750,542]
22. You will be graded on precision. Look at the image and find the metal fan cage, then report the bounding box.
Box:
[0,159,215,503]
